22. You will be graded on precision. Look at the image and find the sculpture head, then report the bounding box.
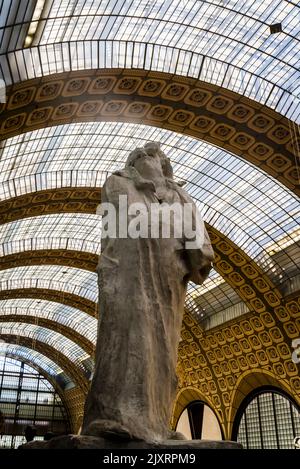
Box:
[125,142,173,179]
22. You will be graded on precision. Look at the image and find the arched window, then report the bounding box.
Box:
[176,400,222,440]
[0,356,70,448]
[233,387,300,449]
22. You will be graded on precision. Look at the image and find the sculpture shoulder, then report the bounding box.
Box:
[102,173,132,199]
[172,183,195,205]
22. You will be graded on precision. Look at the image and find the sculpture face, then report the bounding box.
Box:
[132,148,165,181]
[126,142,173,181]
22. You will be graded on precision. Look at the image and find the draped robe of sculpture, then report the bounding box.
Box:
[82,143,214,443]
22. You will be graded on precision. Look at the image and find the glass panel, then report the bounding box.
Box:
[0,265,98,302]
[0,356,69,448]
[1,375,19,388]
[259,394,277,449]
[0,343,63,377]
[237,414,247,449]
[0,121,299,323]
[273,393,297,449]
[1,1,299,120]
[0,214,101,256]
[0,298,97,343]
[186,270,241,319]
[1,122,298,285]
[244,398,262,449]
[0,322,92,373]
[237,391,300,449]
[0,389,18,402]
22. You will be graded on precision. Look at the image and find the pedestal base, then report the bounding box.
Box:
[19,434,242,449]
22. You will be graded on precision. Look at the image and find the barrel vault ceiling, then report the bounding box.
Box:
[0,1,299,409]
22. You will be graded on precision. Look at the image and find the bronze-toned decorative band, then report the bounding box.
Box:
[1,70,298,196]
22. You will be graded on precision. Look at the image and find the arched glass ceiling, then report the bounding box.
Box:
[0,252,232,321]
[1,0,299,121]
[0,354,72,389]
[0,343,63,376]
[186,269,245,319]
[0,298,97,342]
[0,214,101,256]
[0,265,98,302]
[1,122,299,280]
[0,242,231,321]
[0,322,92,373]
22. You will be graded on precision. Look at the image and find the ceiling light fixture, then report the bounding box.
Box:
[269,23,282,34]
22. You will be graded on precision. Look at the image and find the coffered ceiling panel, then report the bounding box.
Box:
[1,0,299,121]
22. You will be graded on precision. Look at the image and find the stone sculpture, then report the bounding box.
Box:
[81,141,214,443]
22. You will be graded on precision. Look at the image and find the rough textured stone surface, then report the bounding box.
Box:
[82,142,215,443]
[19,435,242,450]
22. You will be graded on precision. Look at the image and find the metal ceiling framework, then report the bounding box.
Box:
[0,119,298,283]
[0,0,299,408]
[0,214,290,314]
[0,334,89,390]
[1,72,299,197]
[0,298,97,343]
[0,342,66,380]
[0,219,293,348]
[0,287,97,316]
[1,0,300,121]
[0,350,74,423]
[0,120,298,387]
[0,121,299,269]
[0,321,93,370]
[0,316,95,356]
